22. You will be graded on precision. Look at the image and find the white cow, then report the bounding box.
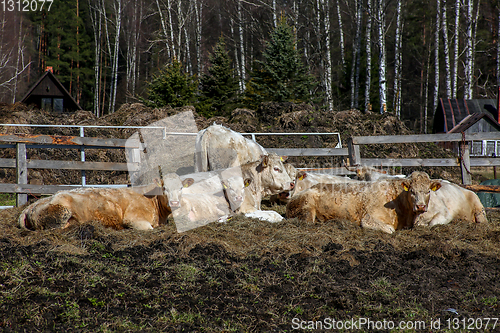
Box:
[414,180,488,227]
[194,123,267,172]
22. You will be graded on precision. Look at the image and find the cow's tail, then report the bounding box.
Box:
[194,128,209,172]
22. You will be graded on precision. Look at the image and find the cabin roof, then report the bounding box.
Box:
[20,70,82,111]
[433,98,498,133]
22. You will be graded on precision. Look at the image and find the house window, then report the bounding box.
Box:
[41,98,52,111]
[53,98,63,112]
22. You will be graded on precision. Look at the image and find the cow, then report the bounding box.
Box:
[290,170,359,197]
[237,153,294,222]
[414,180,487,227]
[194,123,267,172]
[18,174,193,231]
[269,162,298,204]
[286,171,446,234]
[346,165,406,181]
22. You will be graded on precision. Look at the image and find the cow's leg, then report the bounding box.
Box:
[361,214,395,234]
[127,220,154,230]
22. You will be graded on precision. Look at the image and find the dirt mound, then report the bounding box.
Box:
[0,102,460,186]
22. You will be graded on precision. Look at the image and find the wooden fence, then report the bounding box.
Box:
[2,131,500,207]
[0,133,140,206]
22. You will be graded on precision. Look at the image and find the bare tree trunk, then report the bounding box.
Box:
[442,0,451,98]
[433,0,440,113]
[350,0,362,109]
[238,0,246,92]
[452,0,460,98]
[12,14,23,103]
[393,0,403,118]
[168,0,176,59]
[109,0,122,113]
[464,0,473,99]
[365,0,372,112]
[194,0,203,75]
[88,0,102,116]
[336,0,346,70]
[377,0,387,113]
[321,0,333,110]
[498,3,500,86]
[155,0,172,58]
[272,0,277,28]
[425,49,431,133]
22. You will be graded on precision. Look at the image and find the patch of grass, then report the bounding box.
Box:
[0,193,15,206]
[175,263,199,282]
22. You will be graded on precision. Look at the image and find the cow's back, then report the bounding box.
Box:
[195,124,266,172]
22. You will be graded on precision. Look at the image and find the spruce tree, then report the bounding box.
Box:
[198,37,239,117]
[144,58,197,108]
[245,19,317,108]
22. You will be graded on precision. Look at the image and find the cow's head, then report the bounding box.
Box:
[162,173,194,209]
[258,153,294,194]
[401,172,441,213]
[293,170,310,194]
[221,176,250,211]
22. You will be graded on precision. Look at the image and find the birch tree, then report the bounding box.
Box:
[464,0,473,99]
[393,0,403,118]
[109,0,123,113]
[452,0,460,97]
[336,0,346,71]
[365,0,372,112]
[350,0,362,110]
[497,3,500,87]
[320,0,333,110]
[237,0,246,92]
[433,0,440,113]
[88,0,103,116]
[441,0,451,98]
[377,0,387,113]
[194,0,203,75]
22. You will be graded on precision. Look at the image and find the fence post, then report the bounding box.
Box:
[460,142,472,185]
[347,138,361,166]
[16,143,28,206]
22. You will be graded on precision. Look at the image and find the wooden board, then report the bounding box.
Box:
[0,158,139,171]
[0,133,140,148]
[266,148,348,156]
[352,132,500,145]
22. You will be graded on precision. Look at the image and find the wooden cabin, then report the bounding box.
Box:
[20,67,82,113]
[433,98,500,156]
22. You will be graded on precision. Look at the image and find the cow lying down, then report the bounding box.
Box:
[286,171,487,233]
[19,174,193,231]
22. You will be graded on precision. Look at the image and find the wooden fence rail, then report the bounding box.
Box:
[2,131,500,207]
[347,132,500,185]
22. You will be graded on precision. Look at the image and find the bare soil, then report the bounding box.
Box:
[0,103,499,332]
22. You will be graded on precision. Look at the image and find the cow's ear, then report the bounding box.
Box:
[297,171,307,181]
[430,181,441,192]
[280,156,288,162]
[244,178,252,187]
[182,178,194,188]
[260,155,269,168]
[401,180,410,191]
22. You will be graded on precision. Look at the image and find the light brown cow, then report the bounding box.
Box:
[286,171,445,234]
[291,170,359,197]
[18,174,193,231]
